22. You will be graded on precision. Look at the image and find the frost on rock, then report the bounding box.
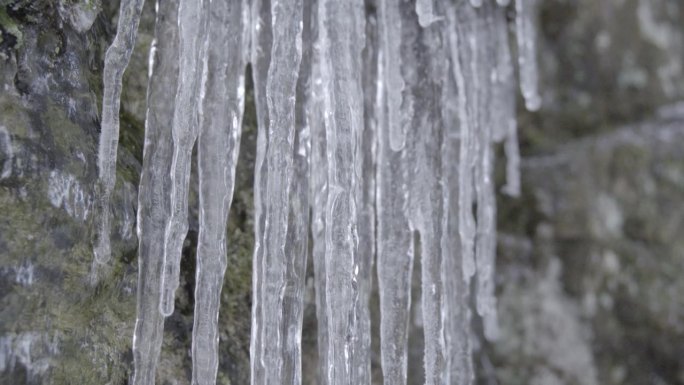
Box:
[95,0,544,382]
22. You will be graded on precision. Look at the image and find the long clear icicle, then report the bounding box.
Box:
[470,2,499,343]
[315,0,367,382]
[192,0,249,383]
[94,0,146,263]
[376,1,415,382]
[406,7,449,382]
[131,1,178,384]
[515,0,541,111]
[278,0,313,380]
[249,0,305,383]
[249,0,273,382]
[159,0,210,317]
[355,2,378,383]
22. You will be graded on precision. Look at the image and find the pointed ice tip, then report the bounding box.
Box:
[469,0,483,7]
[502,184,521,198]
[483,315,500,341]
[160,290,176,317]
[93,239,111,264]
[524,94,542,111]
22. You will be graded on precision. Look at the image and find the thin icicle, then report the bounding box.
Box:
[315,0,366,383]
[131,1,178,384]
[159,0,210,317]
[192,0,249,383]
[502,122,521,197]
[489,6,522,197]
[249,0,305,383]
[94,0,146,264]
[474,107,500,342]
[445,2,477,282]
[249,0,273,382]
[515,0,542,111]
[379,0,412,151]
[491,6,515,144]
[310,15,330,381]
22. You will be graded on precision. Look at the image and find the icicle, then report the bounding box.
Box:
[497,0,511,6]
[442,80,475,385]
[404,9,451,382]
[131,1,178,384]
[515,0,541,111]
[474,103,500,342]
[94,0,146,264]
[249,0,273,382]
[354,3,379,383]
[310,15,330,381]
[379,0,412,151]
[445,2,477,282]
[249,0,305,383]
[191,0,249,383]
[489,6,522,197]
[309,0,330,381]
[502,121,521,197]
[278,0,313,380]
[159,0,210,317]
[375,9,415,383]
[314,0,366,383]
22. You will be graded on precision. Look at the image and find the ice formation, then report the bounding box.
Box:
[97,0,541,383]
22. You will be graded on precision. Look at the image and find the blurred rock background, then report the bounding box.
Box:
[0,0,682,384]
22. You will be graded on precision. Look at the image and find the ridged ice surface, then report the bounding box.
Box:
[99,0,543,383]
[250,0,307,383]
[159,0,210,318]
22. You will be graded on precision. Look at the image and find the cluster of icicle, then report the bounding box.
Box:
[94,0,540,384]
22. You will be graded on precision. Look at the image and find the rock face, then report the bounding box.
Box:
[488,107,684,385]
[0,0,683,385]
